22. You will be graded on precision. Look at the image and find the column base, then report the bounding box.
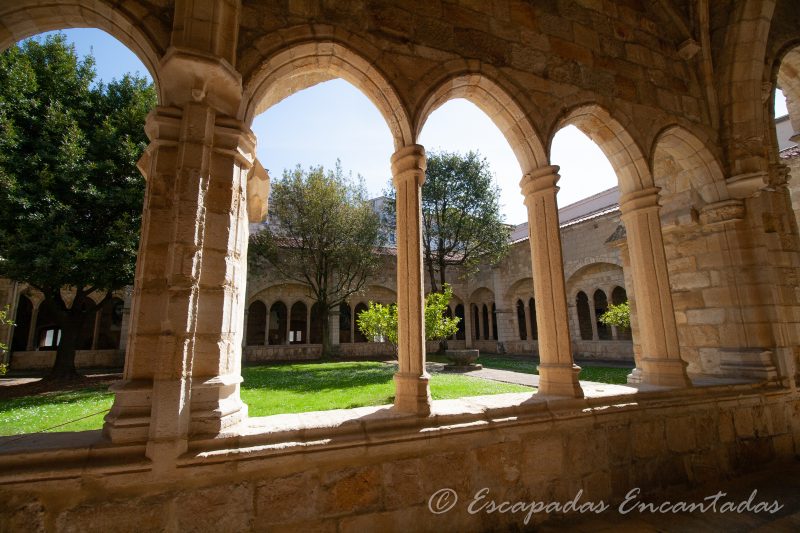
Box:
[394,372,431,415]
[641,357,692,387]
[537,363,584,398]
[103,374,249,445]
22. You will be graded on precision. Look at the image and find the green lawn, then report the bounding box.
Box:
[430,353,632,384]
[0,361,531,436]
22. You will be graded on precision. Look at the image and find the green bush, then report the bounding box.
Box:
[599,301,631,330]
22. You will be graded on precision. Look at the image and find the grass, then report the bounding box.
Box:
[0,361,531,436]
[430,353,632,384]
[0,387,114,435]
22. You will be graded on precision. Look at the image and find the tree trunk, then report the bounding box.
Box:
[320,306,332,359]
[48,307,84,380]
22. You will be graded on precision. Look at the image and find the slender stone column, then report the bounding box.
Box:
[619,187,690,387]
[263,305,269,346]
[391,145,431,415]
[26,302,40,351]
[305,303,312,344]
[588,294,599,341]
[520,166,583,397]
[523,302,531,341]
[464,302,473,348]
[330,306,340,348]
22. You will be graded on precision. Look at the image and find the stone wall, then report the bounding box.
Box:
[10,350,123,370]
[1,384,797,531]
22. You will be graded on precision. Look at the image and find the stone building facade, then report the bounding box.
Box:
[2,1,800,530]
[242,187,634,364]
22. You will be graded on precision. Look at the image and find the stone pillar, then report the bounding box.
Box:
[464,302,473,348]
[263,305,269,346]
[305,303,312,344]
[520,166,583,397]
[241,308,248,348]
[103,0,262,461]
[330,305,340,347]
[588,294,599,341]
[118,288,132,351]
[286,304,292,344]
[391,145,431,415]
[619,187,691,387]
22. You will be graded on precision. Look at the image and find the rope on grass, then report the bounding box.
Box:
[0,407,111,448]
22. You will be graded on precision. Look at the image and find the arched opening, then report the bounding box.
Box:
[96,297,124,350]
[516,299,527,341]
[353,303,368,343]
[339,303,352,344]
[309,303,324,344]
[247,301,267,346]
[10,295,33,352]
[268,302,287,345]
[34,302,60,349]
[289,302,307,344]
[594,289,611,341]
[576,292,593,341]
[612,287,632,341]
[454,304,466,341]
[528,298,538,341]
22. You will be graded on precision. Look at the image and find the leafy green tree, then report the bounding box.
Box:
[386,150,510,292]
[0,34,156,379]
[249,163,385,358]
[356,284,461,356]
[599,301,631,330]
[0,306,13,375]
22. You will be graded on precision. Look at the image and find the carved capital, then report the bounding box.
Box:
[699,199,745,227]
[619,187,660,216]
[519,165,560,201]
[727,171,768,199]
[391,144,426,187]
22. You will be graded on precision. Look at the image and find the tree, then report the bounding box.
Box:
[386,150,510,293]
[248,162,385,357]
[356,284,461,356]
[0,34,156,379]
[599,301,631,330]
[0,306,13,375]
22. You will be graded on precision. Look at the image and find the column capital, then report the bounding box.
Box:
[391,144,426,187]
[519,165,561,200]
[699,199,745,227]
[619,187,661,215]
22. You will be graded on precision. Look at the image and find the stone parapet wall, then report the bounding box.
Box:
[9,349,123,370]
[1,385,797,531]
[244,343,395,362]
[572,340,635,361]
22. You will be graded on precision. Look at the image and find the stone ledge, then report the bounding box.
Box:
[0,377,779,485]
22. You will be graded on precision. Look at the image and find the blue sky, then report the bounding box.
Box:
[40,28,791,226]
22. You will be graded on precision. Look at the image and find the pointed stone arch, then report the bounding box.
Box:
[651,125,728,205]
[0,1,166,94]
[415,72,547,174]
[552,104,651,194]
[240,40,413,149]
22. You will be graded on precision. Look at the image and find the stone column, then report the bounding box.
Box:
[464,302,473,348]
[588,294,599,341]
[330,305,340,348]
[523,301,531,341]
[118,288,132,351]
[520,166,583,397]
[391,145,431,415]
[263,305,269,346]
[285,304,292,344]
[241,308,248,348]
[305,303,312,344]
[619,187,691,387]
[27,301,40,351]
[103,0,265,460]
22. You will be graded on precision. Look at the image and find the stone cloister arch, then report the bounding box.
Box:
[553,104,690,387]
[0,0,167,97]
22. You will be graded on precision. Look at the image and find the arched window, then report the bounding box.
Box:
[444,306,455,339]
[268,302,287,345]
[611,286,631,340]
[454,304,466,340]
[35,302,60,349]
[491,303,498,340]
[528,298,538,340]
[353,303,368,342]
[482,304,490,340]
[339,303,352,344]
[516,300,527,340]
[96,297,124,349]
[576,292,593,341]
[289,302,307,344]
[310,302,324,344]
[594,289,611,340]
[246,301,267,346]
[10,295,33,351]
